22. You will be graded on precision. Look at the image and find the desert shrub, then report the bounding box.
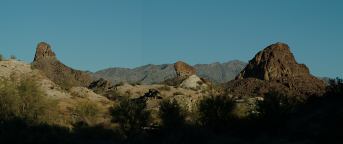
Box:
[0,78,19,120]
[159,99,185,129]
[327,78,343,96]
[0,54,3,61]
[115,82,125,87]
[111,98,150,135]
[0,76,57,124]
[232,103,251,119]
[256,91,298,123]
[106,89,124,101]
[197,95,236,131]
[173,91,184,96]
[158,85,171,91]
[74,100,101,125]
[59,74,74,90]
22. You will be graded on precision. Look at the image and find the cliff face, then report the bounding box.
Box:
[32,42,92,89]
[227,42,325,98]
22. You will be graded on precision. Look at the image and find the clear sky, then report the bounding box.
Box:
[0,0,342,78]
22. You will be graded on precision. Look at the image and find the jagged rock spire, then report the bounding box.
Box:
[33,42,56,61]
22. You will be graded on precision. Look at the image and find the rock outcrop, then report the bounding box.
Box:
[227,42,325,98]
[32,42,92,89]
[88,78,119,99]
[174,61,196,77]
[236,43,310,81]
[180,75,208,90]
[33,42,56,61]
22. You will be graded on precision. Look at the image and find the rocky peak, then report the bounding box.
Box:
[32,42,92,89]
[34,42,56,61]
[174,61,196,77]
[236,42,310,81]
[229,42,325,98]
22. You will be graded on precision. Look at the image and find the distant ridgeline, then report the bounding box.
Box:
[93,60,246,85]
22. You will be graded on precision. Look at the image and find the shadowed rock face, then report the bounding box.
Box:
[236,43,310,81]
[32,42,92,89]
[227,42,325,98]
[174,61,196,77]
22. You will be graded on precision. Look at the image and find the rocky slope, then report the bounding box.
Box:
[226,42,326,98]
[32,42,92,88]
[0,59,112,126]
[93,60,246,84]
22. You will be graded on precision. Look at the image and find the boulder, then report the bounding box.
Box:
[180,75,208,90]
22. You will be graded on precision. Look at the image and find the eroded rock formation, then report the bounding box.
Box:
[32,42,92,89]
[174,61,196,77]
[227,42,325,98]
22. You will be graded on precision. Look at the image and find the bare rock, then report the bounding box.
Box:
[33,42,56,61]
[227,42,325,98]
[236,42,310,80]
[88,78,118,98]
[180,75,208,90]
[32,42,92,89]
[174,61,196,77]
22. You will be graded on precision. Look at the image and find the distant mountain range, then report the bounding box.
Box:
[92,60,246,84]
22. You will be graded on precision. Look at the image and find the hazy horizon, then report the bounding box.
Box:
[0,0,342,78]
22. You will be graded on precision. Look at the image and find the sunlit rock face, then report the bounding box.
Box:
[174,61,196,77]
[32,42,92,88]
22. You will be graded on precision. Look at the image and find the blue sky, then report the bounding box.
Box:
[0,0,342,78]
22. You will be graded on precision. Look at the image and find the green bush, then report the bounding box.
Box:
[159,99,185,129]
[74,100,101,125]
[111,98,150,135]
[197,95,235,131]
[0,78,20,120]
[0,75,57,124]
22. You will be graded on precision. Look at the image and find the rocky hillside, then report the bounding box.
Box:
[0,59,112,126]
[226,42,326,98]
[32,42,92,89]
[93,60,246,84]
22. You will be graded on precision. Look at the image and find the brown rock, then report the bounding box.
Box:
[32,42,92,89]
[33,42,56,61]
[88,78,114,93]
[236,42,310,80]
[227,42,325,98]
[174,61,196,77]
